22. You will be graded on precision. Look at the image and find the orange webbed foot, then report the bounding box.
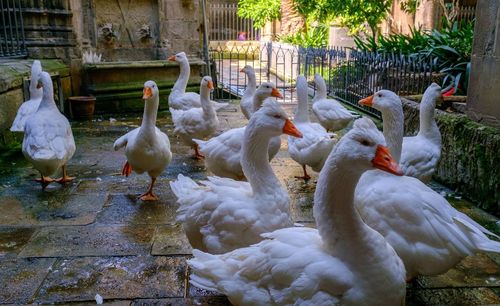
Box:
[122,161,132,177]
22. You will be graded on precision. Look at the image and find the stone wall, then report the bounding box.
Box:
[0,61,72,148]
[465,0,500,128]
[402,98,499,214]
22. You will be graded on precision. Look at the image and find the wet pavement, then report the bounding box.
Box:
[0,103,499,305]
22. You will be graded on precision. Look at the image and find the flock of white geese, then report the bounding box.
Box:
[11,53,500,305]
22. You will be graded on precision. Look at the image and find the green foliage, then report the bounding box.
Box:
[354,20,475,94]
[237,0,281,28]
[279,23,328,48]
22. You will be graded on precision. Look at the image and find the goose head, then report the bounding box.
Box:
[250,100,302,138]
[335,117,402,175]
[36,71,52,89]
[167,52,188,63]
[255,82,282,100]
[425,82,443,107]
[248,100,302,138]
[240,65,255,75]
[358,89,401,113]
[142,80,159,100]
[200,76,214,91]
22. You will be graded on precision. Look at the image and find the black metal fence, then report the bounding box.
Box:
[0,0,27,58]
[209,42,435,118]
[209,3,260,41]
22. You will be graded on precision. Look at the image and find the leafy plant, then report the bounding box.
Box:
[354,20,474,94]
[279,23,328,48]
[237,0,281,28]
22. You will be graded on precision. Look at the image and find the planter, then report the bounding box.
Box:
[69,96,96,120]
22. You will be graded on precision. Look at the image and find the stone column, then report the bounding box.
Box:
[466,0,500,128]
[414,0,439,30]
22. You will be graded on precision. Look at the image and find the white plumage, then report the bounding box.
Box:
[194,82,283,179]
[171,101,302,254]
[11,60,43,132]
[22,71,76,188]
[170,76,219,159]
[312,74,353,132]
[114,80,172,201]
[288,75,336,180]
[356,89,500,279]
[400,83,442,182]
[239,65,257,120]
[167,52,227,111]
[188,118,406,306]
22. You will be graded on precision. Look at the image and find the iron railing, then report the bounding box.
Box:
[209,3,260,41]
[0,0,27,58]
[209,42,435,118]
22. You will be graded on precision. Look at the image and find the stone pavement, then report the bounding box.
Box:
[0,103,499,305]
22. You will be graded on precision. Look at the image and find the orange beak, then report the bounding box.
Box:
[143,87,153,99]
[372,145,403,176]
[359,95,374,107]
[207,80,214,90]
[167,55,176,61]
[282,119,303,138]
[271,87,283,99]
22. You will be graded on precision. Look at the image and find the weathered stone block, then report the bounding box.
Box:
[402,98,500,214]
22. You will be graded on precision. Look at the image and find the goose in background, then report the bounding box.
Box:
[167,52,227,111]
[170,76,219,159]
[22,71,76,188]
[113,80,172,201]
[288,75,336,180]
[193,82,283,179]
[170,101,302,254]
[239,65,257,119]
[400,82,443,182]
[187,118,406,306]
[355,90,500,279]
[11,60,43,132]
[312,73,354,132]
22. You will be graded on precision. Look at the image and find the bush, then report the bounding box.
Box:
[354,20,474,94]
[279,23,328,48]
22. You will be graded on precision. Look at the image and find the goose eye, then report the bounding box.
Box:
[273,115,281,119]
[360,140,370,146]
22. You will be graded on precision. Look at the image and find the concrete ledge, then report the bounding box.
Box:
[402,98,499,214]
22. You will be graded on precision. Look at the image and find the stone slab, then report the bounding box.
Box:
[96,193,174,225]
[0,227,36,260]
[19,225,155,258]
[289,192,315,223]
[151,224,192,255]
[33,256,187,303]
[0,191,105,227]
[0,258,55,304]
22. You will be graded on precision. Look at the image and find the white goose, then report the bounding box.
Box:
[11,60,43,132]
[170,101,303,254]
[114,80,172,201]
[22,71,76,188]
[288,75,336,180]
[167,52,227,111]
[193,82,283,180]
[170,76,219,159]
[312,73,354,132]
[239,65,257,119]
[400,83,442,182]
[188,118,406,306]
[355,90,500,279]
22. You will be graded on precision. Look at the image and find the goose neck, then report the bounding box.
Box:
[314,159,375,257]
[243,72,256,98]
[241,124,282,195]
[381,106,404,163]
[418,99,440,141]
[172,60,190,94]
[252,93,268,114]
[37,78,58,112]
[200,85,215,118]
[314,80,327,100]
[140,95,159,133]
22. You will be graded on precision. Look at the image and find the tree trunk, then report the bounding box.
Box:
[279,0,305,36]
